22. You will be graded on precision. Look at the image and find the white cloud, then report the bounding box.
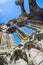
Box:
[0,0,21,23]
[0,0,14,4]
[0,0,8,4]
[0,0,15,13]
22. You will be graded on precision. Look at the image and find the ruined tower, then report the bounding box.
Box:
[0,0,43,65]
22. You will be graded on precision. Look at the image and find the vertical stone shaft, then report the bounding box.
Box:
[15,26,30,40]
[15,0,26,13]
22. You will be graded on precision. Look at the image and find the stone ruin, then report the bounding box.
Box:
[0,0,43,65]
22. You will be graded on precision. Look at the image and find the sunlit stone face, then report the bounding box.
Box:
[15,59,28,65]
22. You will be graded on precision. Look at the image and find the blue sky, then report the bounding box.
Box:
[0,0,43,44]
[0,0,43,23]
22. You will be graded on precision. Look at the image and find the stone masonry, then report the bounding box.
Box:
[0,0,43,65]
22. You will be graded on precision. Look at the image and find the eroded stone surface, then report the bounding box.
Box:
[0,0,43,65]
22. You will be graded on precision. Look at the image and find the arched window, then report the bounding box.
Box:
[36,0,43,8]
[24,0,30,13]
[12,32,21,44]
[21,26,36,34]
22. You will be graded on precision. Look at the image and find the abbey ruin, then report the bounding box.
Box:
[0,0,43,65]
